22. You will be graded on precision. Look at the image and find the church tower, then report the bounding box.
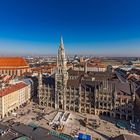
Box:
[55,36,68,110]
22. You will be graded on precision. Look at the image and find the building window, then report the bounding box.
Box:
[86,88,90,92]
[128,110,132,114]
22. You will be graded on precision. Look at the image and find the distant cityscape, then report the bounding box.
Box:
[0,37,139,140]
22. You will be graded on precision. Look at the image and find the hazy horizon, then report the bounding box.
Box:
[0,0,140,57]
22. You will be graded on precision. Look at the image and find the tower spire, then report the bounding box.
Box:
[60,35,63,45]
[60,35,64,49]
[57,35,66,68]
[55,36,68,110]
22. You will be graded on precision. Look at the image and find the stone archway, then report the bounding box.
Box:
[86,109,90,114]
[41,102,44,106]
[66,106,69,110]
[103,112,107,116]
[121,114,126,120]
[99,111,102,116]
[8,112,11,116]
[112,113,114,118]
[52,103,55,108]
[75,107,79,112]
[59,104,62,109]
[70,106,74,111]
[81,108,85,113]
[48,103,51,107]
[107,112,110,117]
[59,101,63,109]
[128,115,132,120]
[116,113,120,119]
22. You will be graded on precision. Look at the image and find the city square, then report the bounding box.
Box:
[1,101,140,140]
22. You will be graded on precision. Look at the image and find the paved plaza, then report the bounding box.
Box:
[2,101,140,140]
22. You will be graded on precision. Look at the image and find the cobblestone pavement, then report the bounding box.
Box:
[2,102,140,140]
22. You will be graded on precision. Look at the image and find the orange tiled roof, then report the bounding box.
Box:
[0,57,29,67]
[0,82,27,97]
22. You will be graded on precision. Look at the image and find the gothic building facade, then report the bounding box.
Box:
[38,37,135,121]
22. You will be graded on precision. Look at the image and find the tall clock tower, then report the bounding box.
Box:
[55,36,68,110]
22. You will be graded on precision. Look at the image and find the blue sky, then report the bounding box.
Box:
[0,0,140,56]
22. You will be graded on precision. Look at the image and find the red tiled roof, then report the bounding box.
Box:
[0,57,29,67]
[0,82,27,97]
[0,68,29,70]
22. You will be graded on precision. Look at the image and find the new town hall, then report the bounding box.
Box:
[38,37,135,121]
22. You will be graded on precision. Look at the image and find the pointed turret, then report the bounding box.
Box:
[57,35,67,72]
[60,35,64,50]
[60,36,64,45]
